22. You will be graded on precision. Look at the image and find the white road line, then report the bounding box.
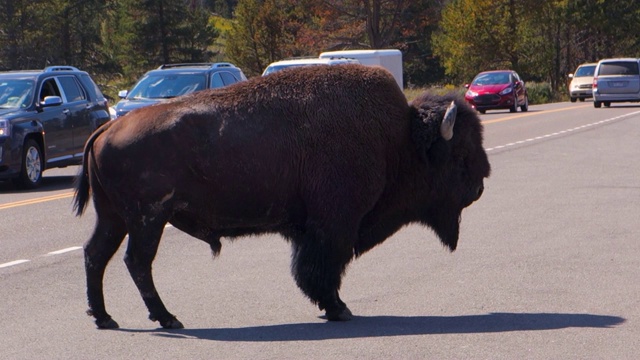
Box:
[0,260,30,268]
[47,246,83,255]
[2,225,176,270]
[486,110,640,152]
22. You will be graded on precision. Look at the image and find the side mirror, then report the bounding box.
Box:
[40,95,63,107]
[464,84,470,89]
[118,90,128,99]
[568,73,574,79]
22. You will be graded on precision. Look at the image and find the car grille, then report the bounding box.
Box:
[578,84,593,89]
[474,94,500,105]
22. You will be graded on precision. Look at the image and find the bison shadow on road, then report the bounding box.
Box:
[141,312,625,342]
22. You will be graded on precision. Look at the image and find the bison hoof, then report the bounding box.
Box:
[96,317,119,329]
[326,306,353,321]
[160,318,184,329]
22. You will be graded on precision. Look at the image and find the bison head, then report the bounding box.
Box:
[410,93,491,250]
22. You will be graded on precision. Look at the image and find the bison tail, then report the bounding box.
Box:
[73,122,112,216]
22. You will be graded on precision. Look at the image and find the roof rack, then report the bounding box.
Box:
[44,66,80,72]
[158,63,235,70]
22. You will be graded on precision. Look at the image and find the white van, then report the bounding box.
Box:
[592,58,640,108]
[319,49,403,89]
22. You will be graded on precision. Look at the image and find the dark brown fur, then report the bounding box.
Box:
[74,64,490,329]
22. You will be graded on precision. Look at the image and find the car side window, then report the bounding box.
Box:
[39,78,62,102]
[57,76,86,102]
[220,71,239,85]
[210,73,225,88]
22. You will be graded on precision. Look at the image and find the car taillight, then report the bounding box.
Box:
[593,77,598,89]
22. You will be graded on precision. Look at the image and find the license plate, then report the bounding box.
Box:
[611,81,627,87]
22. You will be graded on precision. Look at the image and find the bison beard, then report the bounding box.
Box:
[74,64,490,329]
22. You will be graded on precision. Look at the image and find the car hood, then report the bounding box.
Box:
[570,77,594,87]
[469,84,509,94]
[113,98,163,117]
[0,108,24,117]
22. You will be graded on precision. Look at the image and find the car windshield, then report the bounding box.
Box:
[472,73,510,85]
[127,73,206,99]
[0,79,34,109]
[575,65,596,77]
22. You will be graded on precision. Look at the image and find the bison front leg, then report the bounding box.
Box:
[124,223,184,329]
[291,229,354,321]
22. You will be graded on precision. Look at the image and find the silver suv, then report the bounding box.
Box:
[593,58,640,108]
[114,62,247,118]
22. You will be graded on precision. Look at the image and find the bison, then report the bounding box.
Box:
[74,64,490,329]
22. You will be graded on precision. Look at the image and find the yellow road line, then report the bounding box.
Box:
[0,192,74,210]
[482,104,591,124]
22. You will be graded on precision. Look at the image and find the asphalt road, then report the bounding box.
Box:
[1,100,639,359]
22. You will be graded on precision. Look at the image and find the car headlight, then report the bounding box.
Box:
[499,87,513,95]
[466,90,478,97]
[0,119,9,137]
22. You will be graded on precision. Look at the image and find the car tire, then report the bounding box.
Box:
[13,139,44,189]
[570,97,577,103]
[594,101,601,108]
[578,98,585,102]
[478,109,486,114]
[604,102,611,107]
[520,96,529,112]
[509,96,517,113]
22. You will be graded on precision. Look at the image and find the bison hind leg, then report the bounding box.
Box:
[85,212,128,329]
[124,219,184,329]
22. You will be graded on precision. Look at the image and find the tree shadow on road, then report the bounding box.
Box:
[140,312,625,342]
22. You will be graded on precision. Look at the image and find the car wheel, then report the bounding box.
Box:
[604,102,611,107]
[478,109,486,114]
[578,98,585,102]
[520,96,529,112]
[509,96,517,113]
[570,97,577,103]
[13,139,43,189]
[594,101,601,108]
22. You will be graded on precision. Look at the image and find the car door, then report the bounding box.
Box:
[56,75,92,161]
[37,77,74,165]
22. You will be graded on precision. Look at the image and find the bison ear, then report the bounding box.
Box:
[411,101,454,166]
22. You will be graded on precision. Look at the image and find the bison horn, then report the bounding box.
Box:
[440,101,456,141]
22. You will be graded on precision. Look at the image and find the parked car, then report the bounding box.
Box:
[0,66,111,189]
[568,63,597,102]
[592,58,640,108]
[262,57,360,76]
[464,70,529,114]
[113,62,247,118]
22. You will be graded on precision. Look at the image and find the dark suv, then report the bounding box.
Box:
[0,66,110,189]
[113,62,247,118]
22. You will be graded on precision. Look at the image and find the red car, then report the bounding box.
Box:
[464,70,529,114]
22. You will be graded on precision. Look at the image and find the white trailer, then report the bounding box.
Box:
[319,49,403,89]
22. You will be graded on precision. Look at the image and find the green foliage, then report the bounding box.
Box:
[1,0,640,102]
[433,0,640,92]
[525,82,554,105]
